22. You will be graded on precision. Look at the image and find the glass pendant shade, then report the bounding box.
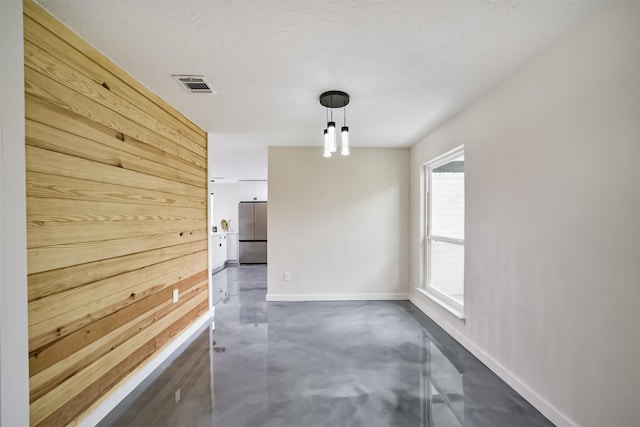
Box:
[327,121,337,153]
[341,126,350,156]
[323,129,331,157]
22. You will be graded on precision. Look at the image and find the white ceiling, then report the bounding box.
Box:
[37,0,605,180]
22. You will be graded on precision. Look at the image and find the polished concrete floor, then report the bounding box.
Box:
[100,265,553,427]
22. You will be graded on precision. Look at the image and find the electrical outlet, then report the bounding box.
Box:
[283,272,291,281]
[175,388,181,403]
[173,289,179,303]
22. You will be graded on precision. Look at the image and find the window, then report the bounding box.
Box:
[422,146,465,317]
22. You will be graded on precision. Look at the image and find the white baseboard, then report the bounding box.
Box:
[409,293,576,427]
[266,293,409,302]
[76,310,213,427]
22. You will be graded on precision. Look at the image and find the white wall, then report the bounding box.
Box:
[209,141,268,181]
[268,147,410,300]
[211,183,240,233]
[409,3,640,427]
[0,0,30,424]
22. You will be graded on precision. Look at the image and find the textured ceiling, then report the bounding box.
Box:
[37,0,604,179]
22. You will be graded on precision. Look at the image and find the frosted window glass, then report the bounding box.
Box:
[429,240,464,305]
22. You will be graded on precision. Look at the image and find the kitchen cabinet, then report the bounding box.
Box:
[211,234,227,270]
[238,180,268,202]
[227,233,239,262]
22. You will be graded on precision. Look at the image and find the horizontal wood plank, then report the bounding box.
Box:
[27,217,206,249]
[29,270,208,376]
[26,145,205,200]
[28,252,208,346]
[27,227,207,275]
[30,277,208,400]
[27,196,205,225]
[26,119,205,186]
[26,94,206,180]
[24,40,207,159]
[29,252,206,328]
[26,171,206,210]
[25,67,206,170]
[28,240,207,302]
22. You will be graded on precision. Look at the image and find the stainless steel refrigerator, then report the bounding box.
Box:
[239,201,267,263]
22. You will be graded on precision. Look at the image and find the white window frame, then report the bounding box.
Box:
[420,145,465,319]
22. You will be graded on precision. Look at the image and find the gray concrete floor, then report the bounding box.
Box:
[99,265,552,427]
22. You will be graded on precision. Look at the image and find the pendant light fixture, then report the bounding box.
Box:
[319,91,350,157]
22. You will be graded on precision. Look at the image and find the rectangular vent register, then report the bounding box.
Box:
[172,75,216,93]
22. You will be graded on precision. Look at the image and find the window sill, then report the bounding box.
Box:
[417,287,465,321]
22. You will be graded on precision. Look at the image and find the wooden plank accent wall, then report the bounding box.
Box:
[23,2,210,425]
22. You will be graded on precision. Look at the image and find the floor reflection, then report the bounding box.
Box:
[101,265,552,427]
[98,324,214,427]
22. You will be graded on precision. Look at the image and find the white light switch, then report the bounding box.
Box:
[283,272,291,281]
[173,289,179,303]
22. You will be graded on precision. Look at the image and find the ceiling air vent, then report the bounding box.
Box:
[172,75,216,94]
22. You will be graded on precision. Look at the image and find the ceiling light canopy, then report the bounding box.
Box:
[320,91,350,157]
